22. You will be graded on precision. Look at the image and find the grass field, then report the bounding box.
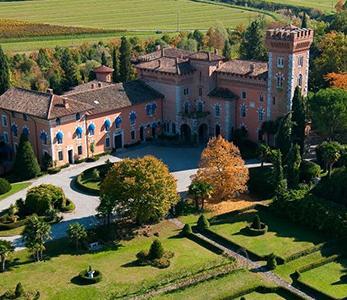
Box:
[0,221,228,299]
[242,291,285,299]
[298,259,347,299]
[153,269,274,299]
[0,182,31,201]
[263,0,337,12]
[209,209,327,260]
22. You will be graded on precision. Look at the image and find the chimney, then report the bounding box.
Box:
[161,47,165,57]
[207,52,211,61]
[91,83,95,89]
[63,98,69,109]
[175,58,181,75]
[250,63,255,73]
[47,88,53,94]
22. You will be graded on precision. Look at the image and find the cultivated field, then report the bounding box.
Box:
[263,0,337,12]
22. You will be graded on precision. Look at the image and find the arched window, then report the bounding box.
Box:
[129,111,137,125]
[240,104,247,118]
[11,124,18,137]
[88,123,96,136]
[215,105,220,117]
[115,116,122,128]
[56,118,61,126]
[146,103,157,116]
[40,132,48,145]
[56,131,63,144]
[104,119,111,131]
[298,74,303,87]
[76,127,83,139]
[22,127,29,137]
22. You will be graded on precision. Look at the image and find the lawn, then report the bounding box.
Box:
[242,291,285,300]
[0,221,228,299]
[298,258,347,299]
[0,0,272,31]
[262,0,337,12]
[152,269,274,299]
[0,182,31,201]
[209,208,327,261]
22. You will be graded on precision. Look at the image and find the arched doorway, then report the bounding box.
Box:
[198,124,208,144]
[180,124,191,143]
[215,124,221,137]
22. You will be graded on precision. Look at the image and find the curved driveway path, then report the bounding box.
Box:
[0,145,263,249]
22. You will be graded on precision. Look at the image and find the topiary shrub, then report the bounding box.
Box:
[136,240,174,269]
[300,160,321,183]
[267,253,277,270]
[197,215,210,231]
[181,224,192,236]
[246,215,268,236]
[252,215,261,230]
[248,166,275,199]
[149,239,164,259]
[15,282,24,298]
[0,178,11,195]
[78,267,102,284]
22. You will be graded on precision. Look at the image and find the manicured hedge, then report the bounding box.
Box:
[0,178,11,195]
[245,224,268,236]
[188,232,225,255]
[78,270,102,284]
[75,173,100,196]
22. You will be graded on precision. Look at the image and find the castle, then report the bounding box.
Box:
[0,25,313,167]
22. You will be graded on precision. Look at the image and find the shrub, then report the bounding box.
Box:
[246,215,268,236]
[47,167,61,174]
[248,166,275,199]
[90,168,100,181]
[136,250,149,265]
[15,282,24,298]
[41,152,52,172]
[251,215,261,230]
[0,178,11,195]
[149,239,164,260]
[78,268,102,284]
[152,257,171,269]
[267,253,277,270]
[181,224,192,236]
[197,215,210,230]
[300,160,321,183]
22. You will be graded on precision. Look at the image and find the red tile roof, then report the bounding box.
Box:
[217,60,268,79]
[94,65,114,73]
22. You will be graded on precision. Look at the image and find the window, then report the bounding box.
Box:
[184,102,189,114]
[58,151,63,161]
[258,108,265,121]
[77,145,83,155]
[241,91,247,99]
[2,115,8,127]
[277,57,284,68]
[76,113,80,121]
[11,124,18,137]
[259,95,264,102]
[240,104,246,118]
[115,116,122,128]
[40,132,48,145]
[172,123,176,134]
[276,74,284,88]
[88,123,95,136]
[56,118,61,126]
[11,111,15,118]
[131,130,135,140]
[273,97,276,105]
[56,131,63,144]
[146,103,157,116]
[23,114,28,121]
[298,74,303,87]
[215,105,220,117]
[129,111,137,126]
[76,127,83,139]
[105,136,110,148]
[199,87,203,97]
[298,56,304,67]
[3,132,9,144]
[197,102,203,112]
[183,88,189,95]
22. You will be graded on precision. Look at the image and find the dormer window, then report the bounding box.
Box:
[277,57,284,68]
[56,118,61,126]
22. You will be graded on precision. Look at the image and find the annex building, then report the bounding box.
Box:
[0,25,313,167]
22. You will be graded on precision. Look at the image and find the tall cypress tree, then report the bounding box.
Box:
[286,144,302,188]
[112,47,120,83]
[240,18,267,61]
[0,45,10,95]
[223,40,232,60]
[291,87,306,154]
[301,12,308,28]
[275,113,293,160]
[60,48,79,90]
[13,134,41,180]
[101,51,108,66]
[119,36,132,82]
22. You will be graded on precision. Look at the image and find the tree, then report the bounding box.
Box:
[148,239,164,260]
[197,215,210,230]
[251,215,261,230]
[97,194,114,226]
[60,48,80,90]
[67,223,87,250]
[0,45,10,95]
[100,156,179,225]
[257,143,270,167]
[240,18,267,61]
[119,36,132,82]
[23,215,51,261]
[188,180,213,210]
[267,253,277,270]
[196,136,249,202]
[301,12,308,28]
[90,142,95,158]
[14,282,24,298]
[223,40,232,60]
[112,47,120,83]
[101,51,108,66]
[260,120,278,145]
[291,87,306,154]
[192,29,204,50]
[275,114,292,160]
[270,149,286,194]
[206,23,228,50]
[0,240,14,272]
[335,0,345,12]
[12,134,41,181]
[37,48,52,71]
[316,141,341,177]
[310,88,347,139]
[286,144,302,188]
[325,73,347,90]
[181,224,192,236]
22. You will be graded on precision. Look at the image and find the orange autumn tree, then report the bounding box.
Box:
[325,73,347,90]
[195,136,249,202]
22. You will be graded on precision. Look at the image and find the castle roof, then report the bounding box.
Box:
[136,57,195,75]
[0,88,93,120]
[94,65,114,73]
[217,60,268,79]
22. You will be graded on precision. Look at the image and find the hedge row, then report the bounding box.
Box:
[295,254,339,275]
[187,232,225,255]
[75,174,100,196]
[278,243,325,265]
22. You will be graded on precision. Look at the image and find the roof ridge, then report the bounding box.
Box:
[47,94,54,119]
[66,82,118,96]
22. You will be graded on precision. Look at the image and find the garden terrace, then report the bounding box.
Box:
[207,206,329,263]
[0,221,229,299]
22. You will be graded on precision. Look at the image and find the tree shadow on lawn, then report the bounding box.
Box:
[332,261,347,286]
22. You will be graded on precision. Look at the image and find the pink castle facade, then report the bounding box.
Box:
[0,26,313,167]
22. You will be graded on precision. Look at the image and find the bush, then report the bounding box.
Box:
[181,224,192,236]
[90,168,100,181]
[0,178,11,195]
[248,166,275,199]
[267,253,277,270]
[15,282,24,298]
[47,167,61,174]
[251,215,261,230]
[197,215,210,231]
[78,268,102,284]
[300,160,321,183]
[149,239,164,259]
[152,257,171,269]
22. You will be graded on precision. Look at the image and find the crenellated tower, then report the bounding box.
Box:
[265,25,313,120]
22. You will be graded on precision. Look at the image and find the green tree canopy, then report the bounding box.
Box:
[0,240,14,272]
[286,144,302,188]
[60,48,80,90]
[316,141,342,177]
[0,45,10,95]
[112,47,120,83]
[223,40,232,60]
[67,223,87,250]
[119,36,132,82]
[309,88,347,139]
[275,114,293,160]
[100,156,179,225]
[291,87,306,153]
